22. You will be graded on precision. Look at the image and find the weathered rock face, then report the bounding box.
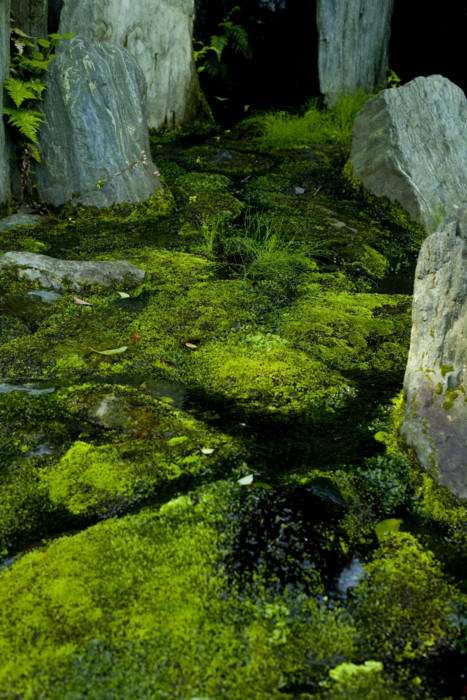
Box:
[0,252,146,290]
[401,208,467,501]
[316,0,394,106]
[0,0,10,210]
[58,0,208,132]
[10,0,48,38]
[35,36,163,208]
[350,75,467,233]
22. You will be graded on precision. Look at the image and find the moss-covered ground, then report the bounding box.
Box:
[0,119,466,699]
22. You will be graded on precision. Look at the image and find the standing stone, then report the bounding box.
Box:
[11,0,48,38]
[58,0,208,132]
[35,36,163,208]
[0,0,10,210]
[317,0,394,106]
[350,75,467,233]
[401,208,467,501]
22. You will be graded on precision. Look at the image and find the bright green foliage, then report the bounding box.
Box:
[320,660,408,699]
[185,333,355,413]
[281,291,411,372]
[354,532,459,662]
[244,91,370,150]
[0,483,358,699]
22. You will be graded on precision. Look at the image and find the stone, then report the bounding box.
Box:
[401,208,467,500]
[0,213,43,231]
[10,0,48,38]
[317,0,394,106]
[0,0,10,210]
[35,36,163,208]
[0,252,146,290]
[58,0,208,132]
[350,75,467,233]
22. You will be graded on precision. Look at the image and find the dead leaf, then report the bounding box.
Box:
[130,333,142,342]
[139,382,148,390]
[88,346,128,355]
[74,296,92,306]
[137,429,149,439]
[117,291,130,299]
[185,342,198,349]
[294,186,305,195]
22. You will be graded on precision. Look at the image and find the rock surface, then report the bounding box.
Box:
[0,0,10,209]
[0,213,43,231]
[317,0,394,106]
[10,0,48,38]
[350,75,467,233]
[35,36,162,208]
[401,208,467,500]
[0,252,146,290]
[58,0,208,132]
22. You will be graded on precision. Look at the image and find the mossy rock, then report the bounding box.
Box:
[280,291,411,372]
[0,481,358,698]
[183,332,355,414]
[43,384,244,518]
[354,532,460,663]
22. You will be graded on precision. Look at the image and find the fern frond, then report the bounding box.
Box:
[3,77,39,108]
[3,107,44,142]
[27,142,41,163]
[14,54,51,73]
[209,34,228,62]
[225,24,252,58]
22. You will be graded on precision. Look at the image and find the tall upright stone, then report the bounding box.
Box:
[401,208,467,501]
[35,36,163,208]
[11,0,48,38]
[317,0,394,105]
[58,0,209,132]
[0,0,11,210]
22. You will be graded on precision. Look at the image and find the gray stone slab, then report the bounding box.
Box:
[350,75,467,233]
[0,213,43,231]
[0,251,146,290]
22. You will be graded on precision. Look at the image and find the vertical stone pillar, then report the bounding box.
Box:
[10,0,48,38]
[0,0,11,210]
[317,0,394,105]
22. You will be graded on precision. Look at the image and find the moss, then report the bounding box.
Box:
[354,532,459,663]
[280,292,411,373]
[341,161,427,238]
[184,332,355,414]
[0,482,358,698]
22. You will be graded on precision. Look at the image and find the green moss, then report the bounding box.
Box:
[184,333,355,414]
[280,292,411,372]
[440,363,454,378]
[354,532,459,662]
[0,482,358,698]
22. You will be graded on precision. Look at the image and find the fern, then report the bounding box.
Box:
[3,106,45,143]
[4,77,44,107]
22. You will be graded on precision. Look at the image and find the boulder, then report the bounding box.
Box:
[58,0,208,132]
[35,36,162,208]
[317,0,394,106]
[0,251,146,290]
[0,0,10,210]
[350,75,467,233]
[401,208,467,501]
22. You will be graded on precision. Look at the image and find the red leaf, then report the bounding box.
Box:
[130,333,142,342]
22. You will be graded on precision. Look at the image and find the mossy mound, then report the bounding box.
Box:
[184,332,355,414]
[280,290,411,372]
[0,482,359,699]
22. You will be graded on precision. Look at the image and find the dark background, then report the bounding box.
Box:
[194,0,467,119]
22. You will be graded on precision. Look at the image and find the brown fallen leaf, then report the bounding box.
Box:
[137,429,149,439]
[139,381,148,390]
[74,296,92,306]
[130,333,142,342]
